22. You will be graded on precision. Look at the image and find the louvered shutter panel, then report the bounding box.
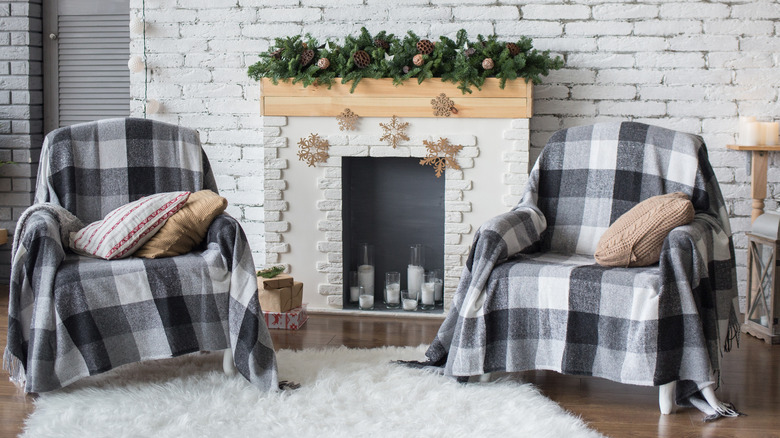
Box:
[55,0,130,127]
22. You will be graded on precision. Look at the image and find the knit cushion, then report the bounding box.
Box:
[594,192,694,267]
[135,190,228,259]
[70,191,190,260]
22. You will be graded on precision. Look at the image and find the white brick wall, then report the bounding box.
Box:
[130,0,780,309]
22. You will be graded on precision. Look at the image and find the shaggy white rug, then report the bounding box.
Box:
[21,346,604,438]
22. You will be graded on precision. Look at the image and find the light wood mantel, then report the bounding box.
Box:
[260,77,532,118]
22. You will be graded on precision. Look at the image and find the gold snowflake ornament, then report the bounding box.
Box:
[336,108,359,131]
[379,116,410,148]
[431,93,457,117]
[297,133,329,167]
[420,137,463,178]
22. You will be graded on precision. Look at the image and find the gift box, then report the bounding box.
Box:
[258,285,293,313]
[291,281,303,309]
[259,273,294,290]
[263,305,308,330]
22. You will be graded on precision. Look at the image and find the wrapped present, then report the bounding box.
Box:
[258,285,293,313]
[291,281,303,309]
[259,273,294,290]
[263,305,308,330]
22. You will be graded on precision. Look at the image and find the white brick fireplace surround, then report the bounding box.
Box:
[264,116,530,312]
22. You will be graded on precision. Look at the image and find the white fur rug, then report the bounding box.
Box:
[21,346,604,438]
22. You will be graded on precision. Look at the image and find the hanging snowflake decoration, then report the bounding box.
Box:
[379,116,410,148]
[420,137,463,178]
[336,108,359,131]
[297,133,329,167]
[431,93,457,117]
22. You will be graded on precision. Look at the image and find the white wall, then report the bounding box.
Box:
[130,0,780,309]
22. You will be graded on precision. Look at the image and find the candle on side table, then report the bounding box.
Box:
[763,122,779,146]
[359,294,374,310]
[402,298,417,311]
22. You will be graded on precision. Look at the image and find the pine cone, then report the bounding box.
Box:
[413,54,424,67]
[301,49,315,66]
[506,43,520,57]
[482,58,494,70]
[416,39,434,55]
[353,50,371,68]
[374,38,390,50]
[270,48,284,59]
[317,58,330,69]
[464,47,476,58]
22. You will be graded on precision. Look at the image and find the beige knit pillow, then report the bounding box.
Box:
[135,190,228,259]
[594,192,694,267]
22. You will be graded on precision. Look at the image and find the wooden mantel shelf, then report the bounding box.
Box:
[260,77,532,118]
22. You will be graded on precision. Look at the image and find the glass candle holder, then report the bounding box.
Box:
[357,243,375,298]
[420,271,436,310]
[407,244,424,300]
[432,269,444,304]
[358,286,374,310]
[385,271,401,309]
[402,289,418,311]
[349,271,360,303]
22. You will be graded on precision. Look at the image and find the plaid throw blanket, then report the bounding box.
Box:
[4,118,278,393]
[424,122,740,417]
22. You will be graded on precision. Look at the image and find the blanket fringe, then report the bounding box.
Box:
[2,347,26,389]
[278,380,300,390]
[724,303,741,353]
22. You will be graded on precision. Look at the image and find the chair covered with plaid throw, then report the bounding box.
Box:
[423,122,741,420]
[4,118,278,393]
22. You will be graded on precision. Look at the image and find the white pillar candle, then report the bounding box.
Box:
[739,116,757,145]
[350,286,360,302]
[763,122,779,146]
[358,264,374,296]
[407,265,424,296]
[402,298,417,311]
[386,284,400,304]
[359,294,374,309]
[434,279,443,302]
[744,122,761,146]
[421,282,435,305]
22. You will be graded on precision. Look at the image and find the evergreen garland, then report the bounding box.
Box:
[248,28,563,94]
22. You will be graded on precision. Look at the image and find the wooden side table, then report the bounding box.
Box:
[0,228,7,246]
[726,144,780,222]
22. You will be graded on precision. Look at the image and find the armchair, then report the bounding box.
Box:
[4,118,278,393]
[425,122,740,419]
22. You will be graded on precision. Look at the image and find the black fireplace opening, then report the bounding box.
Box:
[342,157,445,313]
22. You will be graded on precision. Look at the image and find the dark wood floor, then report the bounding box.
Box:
[1,291,778,437]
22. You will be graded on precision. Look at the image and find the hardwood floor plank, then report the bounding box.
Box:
[2,287,778,437]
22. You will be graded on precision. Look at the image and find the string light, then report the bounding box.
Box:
[129,16,145,35]
[127,55,144,73]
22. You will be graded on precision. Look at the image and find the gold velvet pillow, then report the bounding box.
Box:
[135,190,228,259]
[594,192,694,267]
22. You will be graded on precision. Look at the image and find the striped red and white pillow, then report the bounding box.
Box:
[70,191,191,260]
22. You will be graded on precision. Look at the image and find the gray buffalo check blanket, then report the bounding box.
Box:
[4,118,278,393]
[421,122,740,419]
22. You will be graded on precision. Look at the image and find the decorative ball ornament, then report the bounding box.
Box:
[128,55,145,73]
[482,57,495,70]
[416,39,434,55]
[146,99,161,114]
[353,50,371,68]
[506,42,520,57]
[413,54,424,67]
[129,16,145,35]
[301,49,315,66]
[464,47,476,58]
[402,65,410,74]
[374,38,390,50]
[317,57,330,69]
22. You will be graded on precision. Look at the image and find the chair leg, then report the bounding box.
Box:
[223,348,238,376]
[701,385,737,416]
[479,372,492,383]
[659,381,676,415]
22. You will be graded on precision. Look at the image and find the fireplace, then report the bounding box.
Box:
[260,79,531,314]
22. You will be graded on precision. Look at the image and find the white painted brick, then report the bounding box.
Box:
[660,2,730,19]
[390,7,451,21]
[597,37,667,53]
[259,7,322,22]
[494,21,563,38]
[598,101,666,117]
[532,37,598,53]
[634,20,702,36]
[566,21,632,36]
[453,6,519,21]
[639,86,706,101]
[704,20,774,36]
[634,53,704,68]
[571,85,636,100]
[669,35,739,52]
[521,4,591,20]
[592,4,658,20]
[728,2,780,20]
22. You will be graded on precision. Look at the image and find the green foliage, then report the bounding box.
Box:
[247,28,563,94]
[257,266,285,279]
